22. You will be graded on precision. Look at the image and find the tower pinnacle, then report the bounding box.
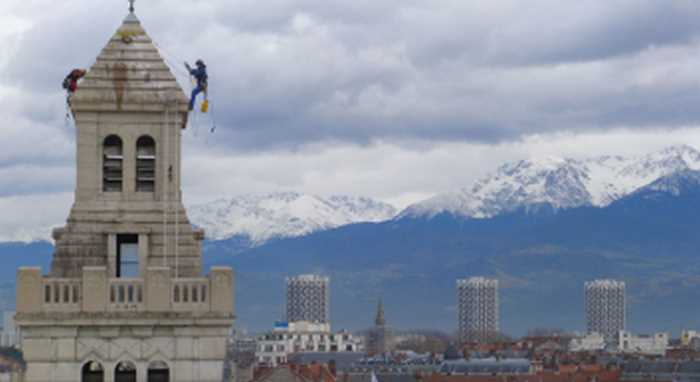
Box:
[375,299,386,326]
[129,0,135,13]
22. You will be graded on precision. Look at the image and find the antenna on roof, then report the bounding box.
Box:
[128,0,135,13]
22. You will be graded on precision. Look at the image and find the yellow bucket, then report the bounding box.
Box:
[200,99,209,113]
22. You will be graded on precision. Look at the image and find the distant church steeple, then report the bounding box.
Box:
[368,298,392,355]
[375,299,386,326]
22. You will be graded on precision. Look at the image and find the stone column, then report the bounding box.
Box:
[16,267,42,314]
[209,267,234,314]
[138,233,149,278]
[74,115,99,202]
[146,267,171,312]
[136,361,147,382]
[82,267,108,312]
[108,234,118,277]
[123,131,136,193]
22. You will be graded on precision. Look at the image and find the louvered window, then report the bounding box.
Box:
[103,135,123,192]
[136,136,156,192]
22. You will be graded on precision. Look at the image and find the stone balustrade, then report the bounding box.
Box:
[42,278,81,311]
[109,278,145,311]
[171,278,209,312]
[16,266,234,315]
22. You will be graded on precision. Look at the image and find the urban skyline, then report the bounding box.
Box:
[263,274,638,341]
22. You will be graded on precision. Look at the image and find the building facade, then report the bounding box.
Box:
[0,312,19,348]
[15,8,234,382]
[286,275,330,324]
[457,277,499,343]
[227,334,257,382]
[681,330,700,347]
[618,331,669,356]
[569,332,606,352]
[584,279,625,342]
[256,322,363,367]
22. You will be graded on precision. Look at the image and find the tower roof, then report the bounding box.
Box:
[71,14,189,114]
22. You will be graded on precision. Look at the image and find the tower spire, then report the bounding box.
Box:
[375,299,386,326]
[129,0,135,13]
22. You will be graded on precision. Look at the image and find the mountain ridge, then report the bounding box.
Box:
[216,168,700,333]
[5,145,699,247]
[189,191,398,244]
[399,145,700,219]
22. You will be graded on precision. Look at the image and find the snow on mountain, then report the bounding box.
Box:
[189,192,398,244]
[400,145,700,219]
[630,169,700,198]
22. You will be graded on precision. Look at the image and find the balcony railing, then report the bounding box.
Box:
[109,278,145,311]
[42,278,81,311]
[172,278,209,312]
[16,266,234,315]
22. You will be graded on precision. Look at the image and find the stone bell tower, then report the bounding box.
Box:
[51,10,199,280]
[16,8,234,382]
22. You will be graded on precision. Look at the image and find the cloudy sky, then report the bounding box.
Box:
[3,0,700,241]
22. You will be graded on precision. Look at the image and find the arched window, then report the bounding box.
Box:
[136,136,156,192]
[115,360,137,382]
[103,135,123,192]
[82,360,104,382]
[148,360,170,382]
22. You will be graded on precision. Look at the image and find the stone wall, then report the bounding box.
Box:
[22,325,229,382]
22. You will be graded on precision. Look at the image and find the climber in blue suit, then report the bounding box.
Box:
[185,59,208,111]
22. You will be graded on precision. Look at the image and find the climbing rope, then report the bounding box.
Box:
[174,110,180,278]
[162,105,169,267]
[152,41,220,141]
[208,98,218,134]
[152,41,191,79]
[154,44,193,274]
[64,99,72,129]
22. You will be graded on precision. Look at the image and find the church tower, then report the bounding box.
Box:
[16,7,234,382]
[367,299,392,356]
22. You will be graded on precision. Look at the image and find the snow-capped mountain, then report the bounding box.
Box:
[189,192,397,244]
[400,145,700,219]
[629,169,700,198]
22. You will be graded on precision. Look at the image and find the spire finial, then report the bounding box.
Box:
[129,0,135,13]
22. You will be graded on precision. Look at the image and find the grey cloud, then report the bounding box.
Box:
[472,1,700,67]
[7,0,700,241]
[5,0,700,153]
[0,164,73,197]
[4,2,124,92]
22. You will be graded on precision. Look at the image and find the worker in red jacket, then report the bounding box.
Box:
[63,69,86,94]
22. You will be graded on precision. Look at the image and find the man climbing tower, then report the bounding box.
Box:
[63,69,87,94]
[185,59,208,111]
[62,69,86,104]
